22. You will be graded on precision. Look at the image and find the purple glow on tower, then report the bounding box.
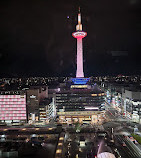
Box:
[72,10,87,78]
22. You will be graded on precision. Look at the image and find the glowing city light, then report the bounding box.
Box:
[56,149,62,154]
[59,137,64,140]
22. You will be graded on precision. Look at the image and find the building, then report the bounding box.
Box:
[48,97,56,120]
[26,86,48,122]
[0,91,27,124]
[39,105,48,122]
[123,89,141,123]
[56,82,105,124]
[103,81,141,123]
[103,83,124,112]
[39,98,55,123]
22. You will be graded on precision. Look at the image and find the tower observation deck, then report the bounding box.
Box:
[72,8,87,78]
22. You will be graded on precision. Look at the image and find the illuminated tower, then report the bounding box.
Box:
[72,8,87,78]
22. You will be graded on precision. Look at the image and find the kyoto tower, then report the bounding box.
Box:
[72,8,87,78]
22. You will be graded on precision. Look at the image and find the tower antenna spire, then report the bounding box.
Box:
[78,6,80,13]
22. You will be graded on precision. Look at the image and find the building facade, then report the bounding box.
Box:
[123,89,141,123]
[26,86,48,122]
[0,91,27,123]
[56,83,105,124]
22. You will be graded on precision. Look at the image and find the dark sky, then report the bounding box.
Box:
[0,0,141,77]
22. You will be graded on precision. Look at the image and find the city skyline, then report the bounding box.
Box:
[0,0,141,77]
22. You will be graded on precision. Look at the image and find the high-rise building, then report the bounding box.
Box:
[26,86,48,122]
[122,89,141,123]
[0,91,27,124]
[38,98,55,123]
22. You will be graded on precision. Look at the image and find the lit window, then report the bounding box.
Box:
[56,149,62,154]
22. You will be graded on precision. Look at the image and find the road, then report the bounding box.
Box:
[102,100,141,158]
[63,132,112,158]
[115,134,141,158]
[104,100,126,121]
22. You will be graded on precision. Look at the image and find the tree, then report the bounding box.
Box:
[73,121,81,133]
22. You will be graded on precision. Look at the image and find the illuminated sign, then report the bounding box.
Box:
[30,95,36,99]
[71,85,87,88]
[70,78,90,85]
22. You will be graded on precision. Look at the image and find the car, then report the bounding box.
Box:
[114,148,121,158]
[122,141,126,146]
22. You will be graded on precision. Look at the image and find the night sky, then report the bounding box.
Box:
[0,0,141,77]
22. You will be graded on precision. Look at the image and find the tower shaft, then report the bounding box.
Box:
[76,38,84,78]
